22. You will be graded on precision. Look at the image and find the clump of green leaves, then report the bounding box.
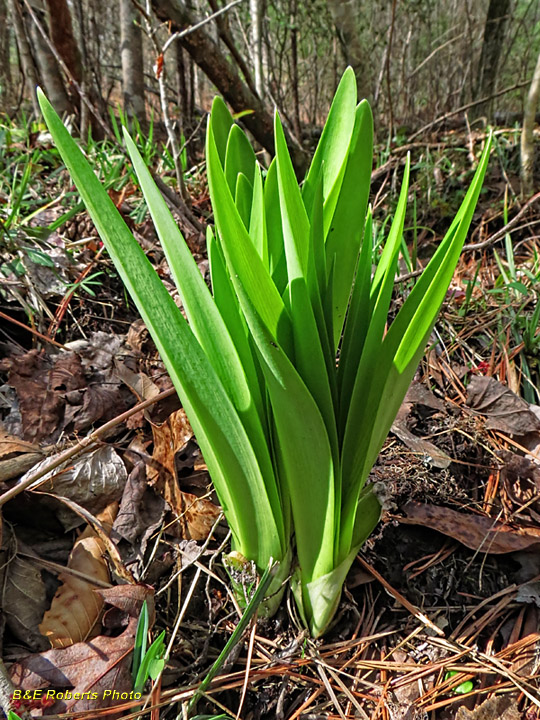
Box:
[38,69,490,636]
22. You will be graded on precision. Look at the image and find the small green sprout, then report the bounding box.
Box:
[445,670,474,694]
[132,601,167,694]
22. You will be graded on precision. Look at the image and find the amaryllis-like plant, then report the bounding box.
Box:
[38,69,490,636]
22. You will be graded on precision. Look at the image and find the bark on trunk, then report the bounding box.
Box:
[0,0,12,104]
[27,3,72,115]
[7,0,40,114]
[474,0,511,119]
[325,0,372,104]
[521,49,540,197]
[151,0,306,173]
[120,0,146,122]
[250,0,263,96]
[45,0,82,83]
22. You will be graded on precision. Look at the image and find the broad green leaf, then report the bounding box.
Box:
[274,111,311,279]
[339,157,410,437]
[325,101,373,348]
[249,164,267,264]
[209,96,233,165]
[293,485,379,637]
[264,158,288,292]
[339,140,491,559]
[39,89,285,568]
[302,66,357,218]
[274,113,338,455]
[338,209,373,409]
[234,172,253,227]
[225,124,257,191]
[207,225,265,424]
[124,132,258,417]
[230,275,336,589]
[206,119,293,356]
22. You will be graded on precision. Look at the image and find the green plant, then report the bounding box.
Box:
[444,670,474,695]
[132,601,167,694]
[38,68,490,637]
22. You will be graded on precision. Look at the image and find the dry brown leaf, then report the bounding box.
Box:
[47,495,134,583]
[455,695,520,719]
[0,350,72,442]
[149,409,220,540]
[114,460,166,551]
[391,420,451,469]
[401,501,540,553]
[12,585,152,718]
[0,428,44,482]
[39,503,117,648]
[20,445,127,530]
[466,375,540,435]
[0,523,49,650]
[0,429,41,459]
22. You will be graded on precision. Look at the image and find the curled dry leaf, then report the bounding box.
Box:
[466,375,540,435]
[0,428,43,483]
[149,409,220,540]
[19,444,127,530]
[114,460,166,553]
[39,503,117,648]
[11,585,153,718]
[401,501,540,553]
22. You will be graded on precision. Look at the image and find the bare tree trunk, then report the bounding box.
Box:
[7,0,40,114]
[290,0,301,138]
[474,0,511,119]
[151,0,307,173]
[250,0,263,96]
[176,41,190,123]
[325,0,372,103]
[45,0,82,83]
[27,3,72,114]
[120,0,145,122]
[0,0,12,105]
[207,0,259,97]
[521,49,540,197]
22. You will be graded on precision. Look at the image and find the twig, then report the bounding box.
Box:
[0,309,68,349]
[409,79,532,141]
[161,0,245,56]
[356,556,445,636]
[463,190,540,250]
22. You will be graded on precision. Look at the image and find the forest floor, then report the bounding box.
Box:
[1,118,540,720]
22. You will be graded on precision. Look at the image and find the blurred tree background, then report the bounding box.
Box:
[1,0,539,160]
